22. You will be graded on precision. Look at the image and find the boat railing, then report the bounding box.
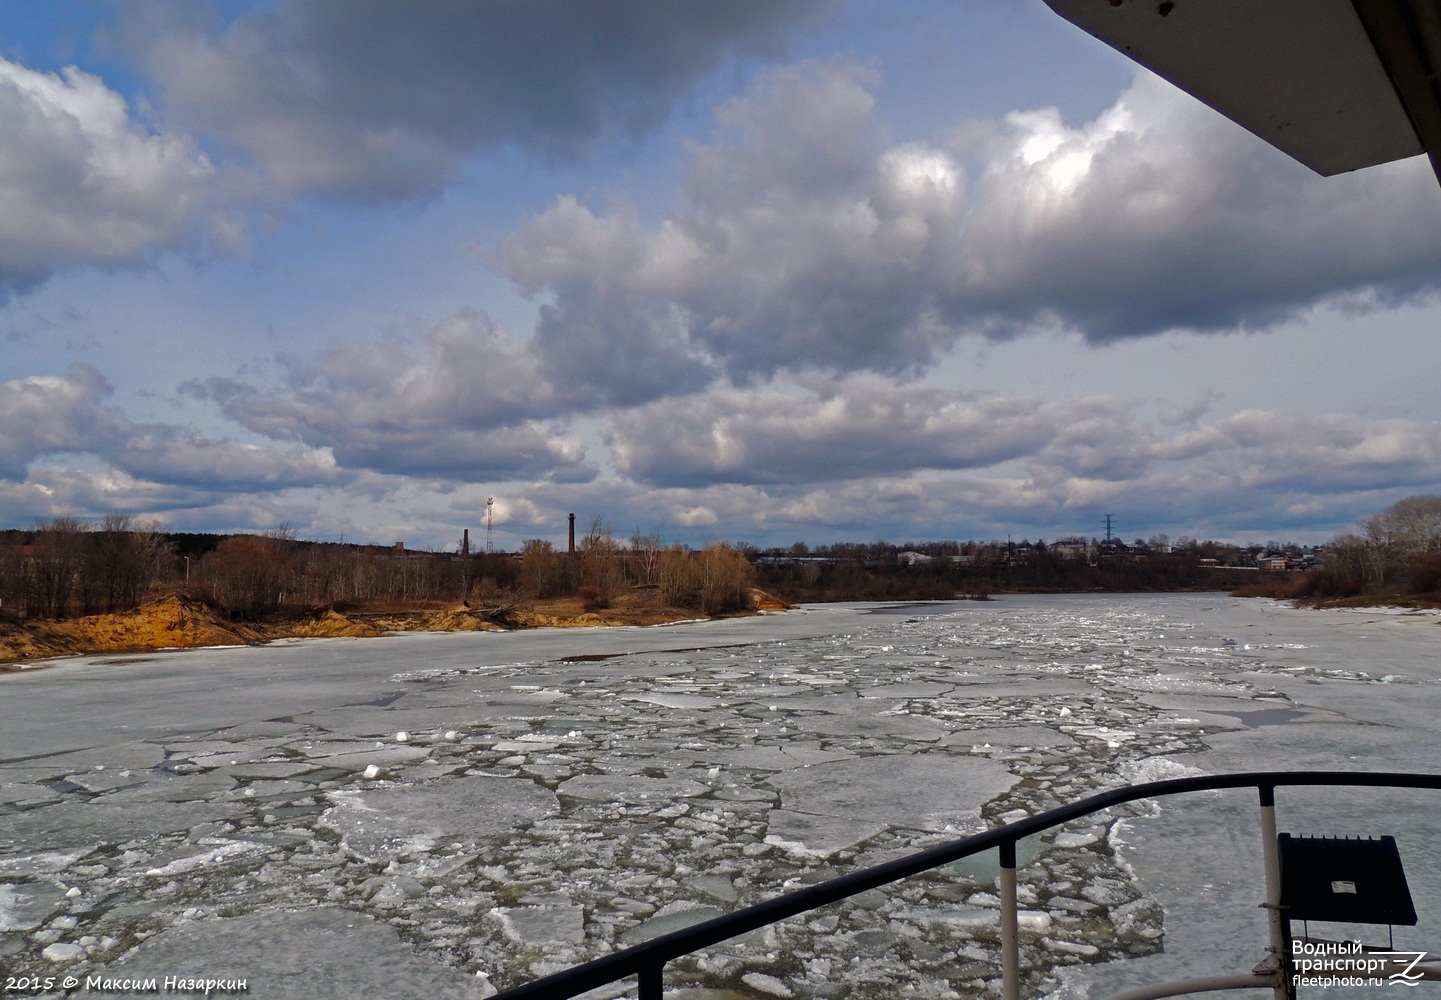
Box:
[490,770,1441,1000]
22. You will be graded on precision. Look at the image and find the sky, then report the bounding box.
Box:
[3,0,1441,552]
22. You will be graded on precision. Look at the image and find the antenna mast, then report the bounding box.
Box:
[486,498,495,554]
[1103,514,1115,543]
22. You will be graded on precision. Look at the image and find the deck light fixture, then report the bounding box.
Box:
[1279,832,1418,951]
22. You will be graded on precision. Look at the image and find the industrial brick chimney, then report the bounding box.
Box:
[568,513,576,556]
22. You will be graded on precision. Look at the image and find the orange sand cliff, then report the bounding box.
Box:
[0,589,786,668]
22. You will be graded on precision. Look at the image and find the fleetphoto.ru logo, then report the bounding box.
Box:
[1292,939,1430,987]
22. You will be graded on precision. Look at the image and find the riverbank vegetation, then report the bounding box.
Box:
[2,518,1293,620]
[0,517,765,663]
[749,538,1278,602]
[19,505,1423,662]
[1237,496,1441,608]
[0,517,758,623]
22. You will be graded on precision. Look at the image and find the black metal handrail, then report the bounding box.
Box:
[492,770,1441,1000]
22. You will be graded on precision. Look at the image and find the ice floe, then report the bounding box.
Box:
[4,594,1439,999]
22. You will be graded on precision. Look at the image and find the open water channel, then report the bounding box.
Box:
[2,594,1440,999]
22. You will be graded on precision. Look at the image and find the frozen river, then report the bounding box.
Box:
[2,594,1440,999]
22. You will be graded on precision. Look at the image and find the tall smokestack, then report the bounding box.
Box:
[568,513,576,556]
[462,529,470,559]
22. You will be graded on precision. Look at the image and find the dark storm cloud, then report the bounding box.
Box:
[125,0,832,203]
[499,64,1441,381]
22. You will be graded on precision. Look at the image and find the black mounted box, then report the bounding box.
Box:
[1278,833,1417,926]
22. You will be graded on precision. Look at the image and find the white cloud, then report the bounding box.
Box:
[604,377,1092,485]
[497,61,1441,387]
[0,365,346,497]
[592,375,1441,541]
[8,28,1436,548]
[0,365,111,476]
[0,57,228,297]
[191,309,596,481]
[674,505,719,527]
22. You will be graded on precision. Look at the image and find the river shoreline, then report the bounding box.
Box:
[6,585,1435,672]
[0,589,780,669]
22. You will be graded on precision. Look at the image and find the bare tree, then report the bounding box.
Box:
[27,518,89,619]
[578,516,623,610]
[658,544,697,608]
[0,536,22,618]
[696,542,756,614]
[1384,495,1441,557]
[1351,496,1441,590]
[1358,510,1398,588]
[83,513,170,613]
[629,530,663,588]
[518,539,564,598]
[1319,533,1369,595]
[201,535,294,617]
[656,543,755,614]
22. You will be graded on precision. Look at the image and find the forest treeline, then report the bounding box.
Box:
[748,539,1274,602]
[7,499,1437,625]
[1260,495,1441,602]
[0,517,755,622]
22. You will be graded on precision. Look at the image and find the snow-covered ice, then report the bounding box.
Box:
[3,595,1440,999]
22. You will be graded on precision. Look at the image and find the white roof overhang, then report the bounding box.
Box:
[1042,0,1441,183]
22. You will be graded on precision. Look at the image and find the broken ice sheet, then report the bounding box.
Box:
[799,711,948,741]
[764,754,1018,856]
[143,840,268,877]
[293,706,479,736]
[0,782,61,806]
[555,774,708,803]
[0,800,246,851]
[234,779,316,800]
[856,681,956,699]
[222,761,319,780]
[764,809,889,859]
[44,742,168,772]
[101,772,237,803]
[89,908,493,999]
[10,595,1441,997]
[305,744,432,771]
[0,881,67,930]
[942,726,1075,749]
[321,778,559,860]
[706,745,854,771]
[66,770,147,794]
[489,904,586,945]
[0,848,89,876]
[622,902,725,945]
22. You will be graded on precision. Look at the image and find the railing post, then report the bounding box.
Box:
[999,837,1020,1000]
[638,961,664,1000]
[1258,785,1293,1000]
